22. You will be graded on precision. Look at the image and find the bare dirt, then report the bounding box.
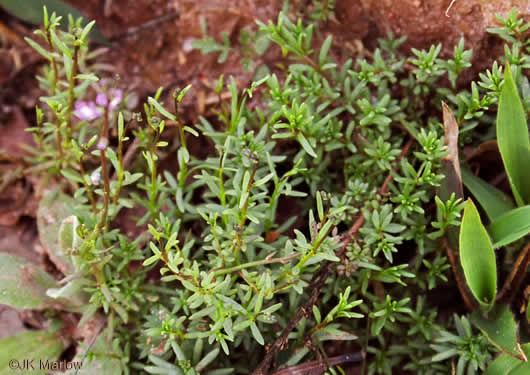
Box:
[0,0,529,369]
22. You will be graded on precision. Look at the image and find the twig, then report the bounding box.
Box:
[270,352,364,375]
[443,237,475,311]
[445,0,457,17]
[251,266,330,375]
[74,317,107,375]
[497,243,530,304]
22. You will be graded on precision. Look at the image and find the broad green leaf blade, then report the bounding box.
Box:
[0,0,108,44]
[485,344,530,375]
[462,167,515,221]
[497,64,530,206]
[46,278,89,311]
[471,305,520,357]
[0,330,64,375]
[510,362,530,375]
[459,199,497,309]
[485,354,521,375]
[64,333,122,374]
[0,253,58,309]
[37,189,75,275]
[488,205,530,248]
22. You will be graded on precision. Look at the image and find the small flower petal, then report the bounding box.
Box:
[109,89,124,110]
[90,171,101,185]
[74,101,102,121]
[96,93,108,106]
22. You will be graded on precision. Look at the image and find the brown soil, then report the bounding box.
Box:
[0,0,529,369]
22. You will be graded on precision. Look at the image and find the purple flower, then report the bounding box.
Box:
[74,88,124,122]
[74,101,103,121]
[108,89,123,109]
[96,93,108,107]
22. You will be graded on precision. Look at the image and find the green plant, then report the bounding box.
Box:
[3,5,530,375]
[456,61,530,374]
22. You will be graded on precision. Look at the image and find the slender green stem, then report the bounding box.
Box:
[66,44,80,133]
[113,123,127,206]
[94,106,111,236]
[45,29,58,95]
[234,163,258,261]
[213,252,301,277]
[79,158,97,211]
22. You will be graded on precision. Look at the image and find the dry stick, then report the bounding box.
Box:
[270,352,364,375]
[251,266,330,375]
[497,243,530,304]
[252,138,414,375]
[445,0,457,17]
[442,236,475,311]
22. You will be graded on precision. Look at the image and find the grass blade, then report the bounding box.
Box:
[488,205,530,248]
[497,64,530,206]
[462,167,515,221]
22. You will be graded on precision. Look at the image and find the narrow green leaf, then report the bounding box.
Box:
[195,348,220,372]
[118,112,124,140]
[79,20,95,42]
[0,331,63,375]
[471,305,520,357]
[24,37,50,60]
[497,64,530,206]
[147,96,176,121]
[61,168,84,184]
[250,322,264,345]
[183,126,199,136]
[459,199,497,309]
[0,254,58,309]
[313,305,321,324]
[75,73,99,81]
[488,205,530,248]
[316,191,324,221]
[319,35,332,67]
[297,133,317,158]
[462,167,515,221]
